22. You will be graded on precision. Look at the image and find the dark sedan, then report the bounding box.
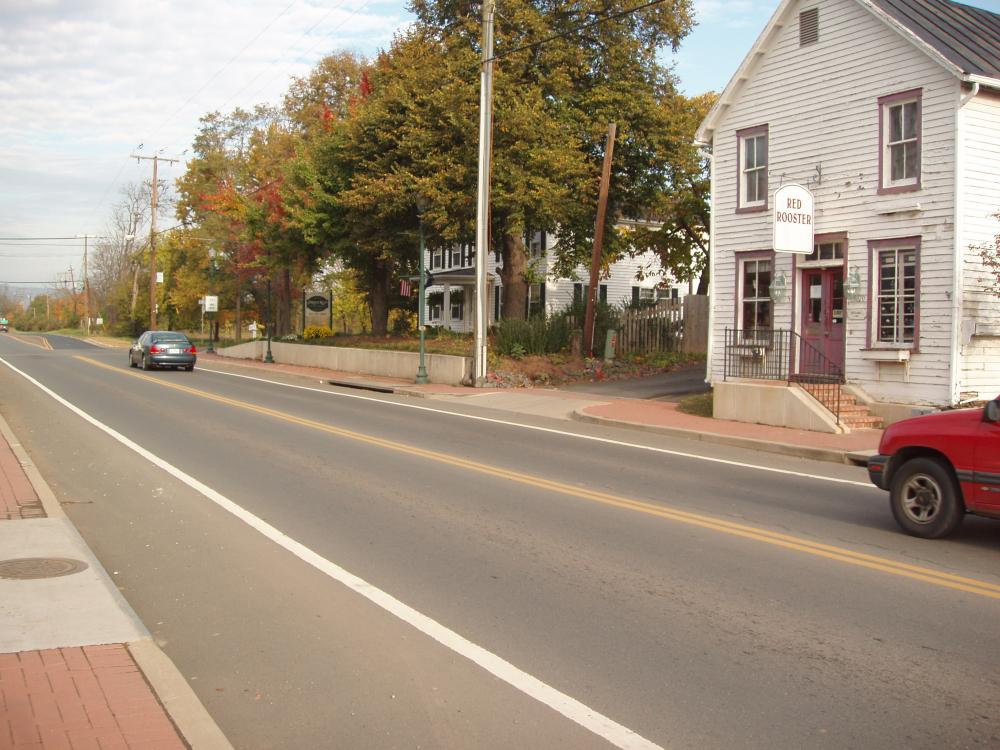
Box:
[129,331,197,371]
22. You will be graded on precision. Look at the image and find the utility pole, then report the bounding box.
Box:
[131,153,179,329]
[68,267,77,318]
[77,234,101,335]
[583,123,617,356]
[473,0,496,387]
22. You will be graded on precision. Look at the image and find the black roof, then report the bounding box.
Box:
[870,0,1000,77]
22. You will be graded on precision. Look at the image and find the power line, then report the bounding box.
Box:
[148,0,302,150]
[0,236,80,241]
[488,0,671,63]
[213,0,378,119]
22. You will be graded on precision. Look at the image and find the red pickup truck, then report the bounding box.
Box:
[868,397,1000,538]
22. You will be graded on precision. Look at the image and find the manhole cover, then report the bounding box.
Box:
[0,557,89,580]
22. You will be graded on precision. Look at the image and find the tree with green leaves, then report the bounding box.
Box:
[406,0,696,317]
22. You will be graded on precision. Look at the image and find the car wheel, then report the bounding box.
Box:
[889,457,964,538]
[184,365,194,372]
[129,353,137,368]
[142,355,153,371]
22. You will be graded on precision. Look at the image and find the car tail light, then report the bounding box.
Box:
[150,345,164,353]
[186,345,197,354]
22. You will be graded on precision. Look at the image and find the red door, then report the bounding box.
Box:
[800,268,845,374]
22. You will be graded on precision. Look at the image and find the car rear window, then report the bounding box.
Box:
[154,334,189,343]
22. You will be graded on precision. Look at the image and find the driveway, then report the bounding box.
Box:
[559,362,709,401]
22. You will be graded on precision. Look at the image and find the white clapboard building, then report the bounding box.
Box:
[423,226,693,332]
[696,0,1000,431]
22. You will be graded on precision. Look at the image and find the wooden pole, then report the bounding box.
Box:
[583,123,616,355]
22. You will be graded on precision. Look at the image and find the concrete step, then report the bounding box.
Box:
[842,415,885,429]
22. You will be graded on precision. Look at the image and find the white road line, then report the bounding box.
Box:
[201,366,876,489]
[0,356,664,750]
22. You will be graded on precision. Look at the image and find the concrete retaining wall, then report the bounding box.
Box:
[713,380,843,434]
[214,341,472,385]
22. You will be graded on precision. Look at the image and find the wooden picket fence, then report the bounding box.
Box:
[616,300,684,355]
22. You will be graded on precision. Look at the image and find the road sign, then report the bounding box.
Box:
[204,295,218,312]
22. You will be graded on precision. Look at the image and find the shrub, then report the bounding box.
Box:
[389,309,416,335]
[303,325,334,341]
[492,315,572,357]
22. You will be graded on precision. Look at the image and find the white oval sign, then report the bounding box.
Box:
[773,184,814,254]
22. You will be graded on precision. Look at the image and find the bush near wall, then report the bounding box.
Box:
[303,325,334,340]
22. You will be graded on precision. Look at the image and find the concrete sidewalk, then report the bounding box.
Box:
[198,352,882,465]
[0,414,232,750]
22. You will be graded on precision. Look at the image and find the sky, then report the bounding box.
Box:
[0,0,992,291]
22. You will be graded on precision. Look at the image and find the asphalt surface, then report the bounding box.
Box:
[1,333,998,750]
[560,363,711,400]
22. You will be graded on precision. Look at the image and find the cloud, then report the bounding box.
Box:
[0,0,408,281]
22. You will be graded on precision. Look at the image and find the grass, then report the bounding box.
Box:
[677,391,713,418]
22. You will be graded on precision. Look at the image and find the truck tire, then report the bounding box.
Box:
[889,457,964,538]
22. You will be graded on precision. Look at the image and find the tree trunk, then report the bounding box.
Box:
[129,265,139,318]
[235,285,242,344]
[369,262,390,335]
[696,259,710,296]
[500,232,528,321]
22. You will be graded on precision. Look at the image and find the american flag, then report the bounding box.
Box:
[400,279,412,297]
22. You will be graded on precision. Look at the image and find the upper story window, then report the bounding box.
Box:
[451,246,462,267]
[431,249,443,270]
[737,125,768,212]
[878,90,921,194]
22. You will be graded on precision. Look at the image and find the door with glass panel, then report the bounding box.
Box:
[800,267,845,373]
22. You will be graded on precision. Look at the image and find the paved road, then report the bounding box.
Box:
[1,335,997,749]
[561,363,710,400]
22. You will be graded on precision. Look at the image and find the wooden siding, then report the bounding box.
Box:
[707,0,960,406]
[958,90,1000,401]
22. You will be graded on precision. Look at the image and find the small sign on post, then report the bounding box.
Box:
[773,184,815,254]
[203,295,218,312]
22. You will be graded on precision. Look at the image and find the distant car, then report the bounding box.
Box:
[129,331,197,371]
[868,397,1000,538]
[0,317,8,332]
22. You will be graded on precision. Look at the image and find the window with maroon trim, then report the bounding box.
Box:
[739,257,772,334]
[737,126,768,211]
[876,246,917,345]
[879,90,921,193]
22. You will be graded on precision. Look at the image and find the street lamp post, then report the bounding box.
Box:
[207,248,216,353]
[264,276,274,364]
[415,196,429,384]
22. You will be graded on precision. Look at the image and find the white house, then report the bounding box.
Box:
[696,0,1000,430]
[424,227,692,332]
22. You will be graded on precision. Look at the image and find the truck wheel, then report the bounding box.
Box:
[889,457,964,538]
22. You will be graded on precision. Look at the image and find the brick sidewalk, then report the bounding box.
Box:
[0,646,186,750]
[0,433,191,750]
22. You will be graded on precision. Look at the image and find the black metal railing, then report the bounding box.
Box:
[722,328,792,381]
[723,328,844,424]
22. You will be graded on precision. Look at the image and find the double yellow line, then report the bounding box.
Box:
[79,356,1000,601]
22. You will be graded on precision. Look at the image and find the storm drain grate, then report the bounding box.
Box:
[0,557,89,580]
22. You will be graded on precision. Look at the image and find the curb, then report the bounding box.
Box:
[0,412,234,750]
[571,408,862,465]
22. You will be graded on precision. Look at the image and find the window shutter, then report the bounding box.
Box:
[632,286,640,304]
[799,8,819,46]
[574,283,583,303]
[600,285,608,303]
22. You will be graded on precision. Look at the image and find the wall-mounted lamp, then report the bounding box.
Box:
[844,266,864,303]
[769,270,789,303]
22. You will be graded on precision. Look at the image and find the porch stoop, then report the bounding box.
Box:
[798,383,884,430]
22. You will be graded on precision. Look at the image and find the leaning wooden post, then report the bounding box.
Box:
[583,122,617,356]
